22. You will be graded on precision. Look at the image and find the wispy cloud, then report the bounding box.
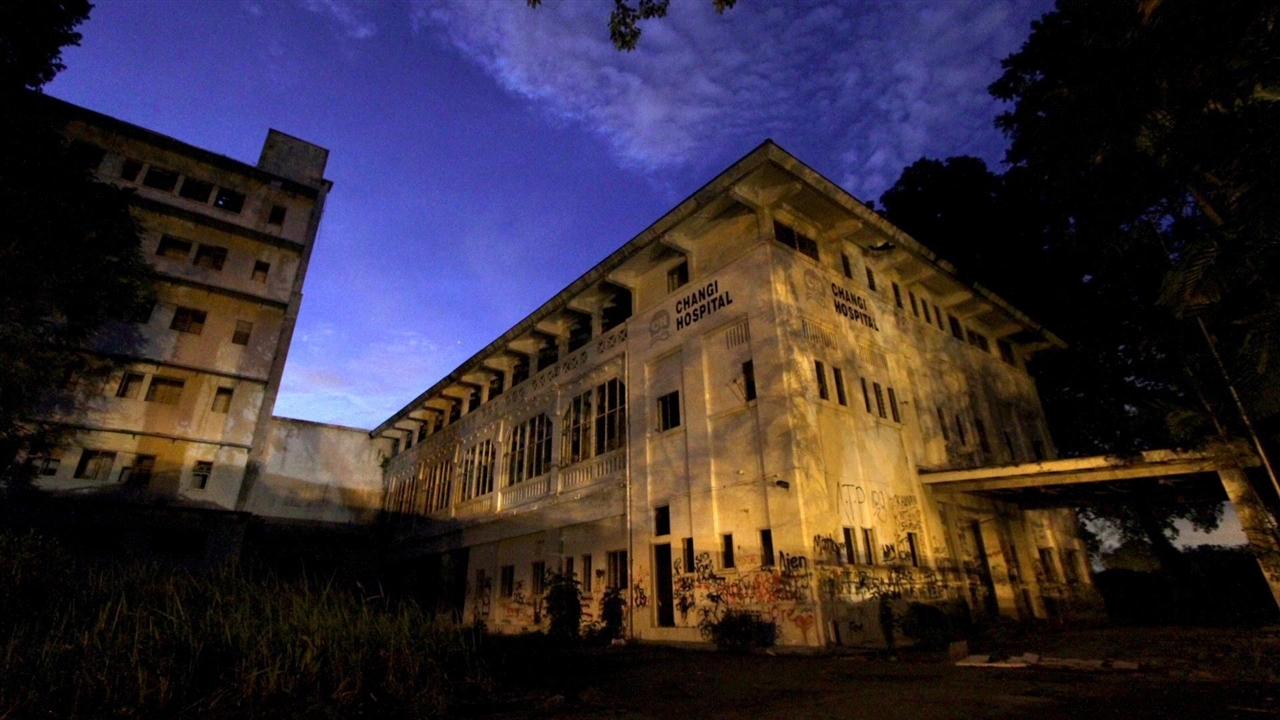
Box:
[300,0,377,40]
[410,0,1047,199]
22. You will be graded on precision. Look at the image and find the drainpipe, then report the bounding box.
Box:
[623,349,634,641]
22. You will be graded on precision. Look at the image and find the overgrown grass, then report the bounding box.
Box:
[0,532,488,718]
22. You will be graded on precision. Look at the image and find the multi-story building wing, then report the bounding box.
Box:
[30,95,331,512]
[374,141,1094,646]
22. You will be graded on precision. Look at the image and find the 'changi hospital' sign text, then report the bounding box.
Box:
[832,283,879,331]
[649,280,735,346]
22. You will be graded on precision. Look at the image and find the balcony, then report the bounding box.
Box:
[497,473,552,510]
[560,448,626,492]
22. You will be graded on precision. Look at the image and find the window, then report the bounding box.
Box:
[563,556,575,581]
[267,204,287,225]
[721,534,735,569]
[682,538,694,574]
[459,440,496,500]
[955,415,967,446]
[145,377,184,405]
[251,260,271,282]
[156,235,192,259]
[998,340,1016,365]
[773,221,818,261]
[567,315,592,352]
[581,555,593,593]
[1004,431,1017,461]
[937,406,950,441]
[975,417,991,453]
[967,329,990,352]
[742,360,757,402]
[921,301,931,324]
[142,166,179,192]
[531,561,547,596]
[594,378,626,455]
[500,566,515,597]
[488,372,504,400]
[211,387,233,413]
[888,387,900,422]
[120,159,143,182]
[654,505,670,536]
[115,372,145,399]
[122,455,156,488]
[861,528,876,566]
[536,337,558,371]
[193,244,228,270]
[657,390,681,431]
[948,315,964,340]
[906,532,920,567]
[842,527,856,564]
[892,282,903,308]
[508,413,552,485]
[667,261,689,293]
[1032,438,1045,461]
[447,400,460,424]
[814,360,829,400]
[1063,550,1081,584]
[178,178,214,203]
[423,459,454,513]
[861,378,872,413]
[760,529,774,567]
[468,390,480,412]
[873,382,886,418]
[563,389,592,465]
[68,140,106,171]
[865,266,877,291]
[232,320,253,345]
[909,291,919,317]
[213,187,245,213]
[606,550,628,590]
[601,286,632,332]
[1038,548,1059,583]
[74,450,115,481]
[833,367,848,406]
[933,304,944,330]
[511,355,530,385]
[841,253,854,279]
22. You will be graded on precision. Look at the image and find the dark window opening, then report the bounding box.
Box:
[193,244,228,270]
[1004,431,1017,461]
[865,266,877,291]
[212,387,233,413]
[861,378,872,413]
[873,382,886,418]
[170,307,207,335]
[949,315,964,339]
[122,454,156,488]
[760,529,774,567]
[654,505,671,536]
[120,159,143,182]
[607,550,628,590]
[116,372,145,399]
[145,376,184,405]
[862,528,876,566]
[892,282,903,308]
[251,260,271,282]
[156,235,192,259]
[956,415,967,446]
[934,304,945,330]
[232,320,252,345]
[1032,438,1045,461]
[31,457,60,477]
[468,389,481,412]
[922,301,931,324]
[906,532,920,567]
[267,204,287,225]
[488,372,504,400]
[213,187,245,214]
[448,400,461,424]
[909,291,919,316]
[142,166,179,192]
[833,367,848,406]
[682,538,694,574]
[773,221,818,261]
[842,527,856,564]
[601,285,632,332]
[888,387,900,422]
[1039,548,1059,583]
[531,561,546,596]
[536,338,559,371]
[567,315,592,352]
[722,534,735,569]
[975,417,991,453]
[68,140,105,171]
[130,300,155,324]
[511,355,530,386]
[998,340,1016,365]
[500,566,515,597]
[841,253,854,279]
[937,406,950,441]
[657,391,681,431]
[742,360,757,402]
[178,178,214,203]
[75,450,116,481]
[582,555,593,593]
[815,360,829,400]
[667,261,689,293]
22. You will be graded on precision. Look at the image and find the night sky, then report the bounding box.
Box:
[48,0,1056,430]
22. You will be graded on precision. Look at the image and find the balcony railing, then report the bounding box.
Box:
[560,448,626,491]
[497,473,552,510]
[454,494,494,519]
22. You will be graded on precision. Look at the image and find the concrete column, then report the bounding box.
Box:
[1218,468,1280,611]
[977,517,1019,619]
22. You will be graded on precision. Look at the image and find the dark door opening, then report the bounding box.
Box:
[655,543,675,627]
[970,520,999,618]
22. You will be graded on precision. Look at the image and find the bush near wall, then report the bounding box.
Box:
[0,532,488,719]
[703,610,778,652]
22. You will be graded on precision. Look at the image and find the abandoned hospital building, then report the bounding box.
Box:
[25,96,1280,648]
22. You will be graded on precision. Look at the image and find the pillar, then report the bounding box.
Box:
[1218,468,1280,611]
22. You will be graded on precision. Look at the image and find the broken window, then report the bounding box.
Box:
[531,561,547,596]
[178,178,214,203]
[892,282,903,308]
[814,360,829,400]
[193,244,228,270]
[721,534,735,569]
[606,550,627,591]
[742,360,757,402]
[654,505,670,536]
[657,390,681,431]
[251,260,271,283]
[508,413,552,485]
[120,159,143,182]
[122,454,156,488]
[841,253,854,279]
[500,565,515,597]
[115,372,145,399]
[145,376,184,405]
[142,166,179,192]
[213,187,245,213]
[888,387,900,422]
[581,555,593,593]
[949,315,964,340]
[211,387,233,413]
[170,307,206,334]
[760,529,774,567]
[232,320,252,345]
[833,367,848,406]
[773,221,818,261]
[865,266,877,291]
[873,382,886,418]
[74,449,116,481]
[267,204,287,225]
[192,460,212,488]
[156,235,192,259]
[667,261,689,293]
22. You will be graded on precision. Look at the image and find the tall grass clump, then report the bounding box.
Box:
[0,531,487,718]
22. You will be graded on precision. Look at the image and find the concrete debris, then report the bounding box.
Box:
[957,653,1138,671]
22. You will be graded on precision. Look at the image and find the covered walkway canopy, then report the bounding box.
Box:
[919,444,1280,610]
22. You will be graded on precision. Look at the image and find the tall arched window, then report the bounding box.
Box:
[562,378,627,466]
[507,413,552,486]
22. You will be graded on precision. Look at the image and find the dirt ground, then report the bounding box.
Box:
[462,626,1280,719]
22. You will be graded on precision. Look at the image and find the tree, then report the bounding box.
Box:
[1,1,153,480]
[526,0,737,51]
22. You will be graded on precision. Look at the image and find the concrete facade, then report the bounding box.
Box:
[375,142,1095,646]
[26,96,331,512]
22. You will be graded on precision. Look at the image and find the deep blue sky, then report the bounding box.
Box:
[49,0,1056,431]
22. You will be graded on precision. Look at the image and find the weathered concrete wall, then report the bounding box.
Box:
[243,418,388,523]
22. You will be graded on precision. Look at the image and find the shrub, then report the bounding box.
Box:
[900,600,972,649]
[599,585,626,641]
[702,609,777,652]
[544,571,582,645]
